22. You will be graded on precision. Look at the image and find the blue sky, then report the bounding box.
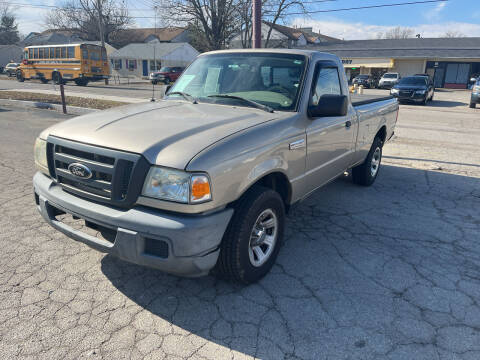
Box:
[13,0,480,40]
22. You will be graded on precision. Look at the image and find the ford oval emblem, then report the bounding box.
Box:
[68,163,92,179]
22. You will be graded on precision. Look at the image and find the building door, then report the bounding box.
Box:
[445,63,470,89]
[434,67,445,88]
[142,60,148,76]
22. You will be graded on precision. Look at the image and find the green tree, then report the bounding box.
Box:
[0,5,20,44]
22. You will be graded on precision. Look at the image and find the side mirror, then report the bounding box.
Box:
[308,94,348,118]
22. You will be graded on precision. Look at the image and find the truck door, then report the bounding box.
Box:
[304,63,356,192]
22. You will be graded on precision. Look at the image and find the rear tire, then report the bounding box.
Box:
[74,78,88,86]
[16,71,24,82]
[214,186,285,284]
[352,136,383,186]
[470,102,476,109]
[40,78,49,84]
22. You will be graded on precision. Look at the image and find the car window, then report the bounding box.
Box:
[383,73,398,79]
[311,67,342,106]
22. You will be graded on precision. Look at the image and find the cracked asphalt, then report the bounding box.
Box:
[1,89,479,359]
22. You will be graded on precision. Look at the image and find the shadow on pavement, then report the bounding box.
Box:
[101,164,480,358]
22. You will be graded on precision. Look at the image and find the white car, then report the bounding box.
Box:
[379,72,400,89]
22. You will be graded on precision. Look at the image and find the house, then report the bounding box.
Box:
[21,29,85,46]
[109,42,199,78]
[0,45,23,68]
[229,21,340,49]
[109,27,189,49]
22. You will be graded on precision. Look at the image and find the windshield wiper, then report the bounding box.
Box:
[167,91,197,104]
[207,94,274,113]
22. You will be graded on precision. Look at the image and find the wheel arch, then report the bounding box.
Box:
[234,170,292,213]
[376,125,387,144]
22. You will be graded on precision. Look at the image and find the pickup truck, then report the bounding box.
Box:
[33,49,398,284]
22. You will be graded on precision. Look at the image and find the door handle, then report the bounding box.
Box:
[345,120,352,128]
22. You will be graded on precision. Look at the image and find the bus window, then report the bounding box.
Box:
[49,48,54,59]
[82,49,88,59]
[29,48,33,59]
[67,47,75,58]
[24,51,28,59]
[55,47,61,58]
[39,48,44,59]
[102,49,107,61]
[34,48,38,59]
[61,47,66,58]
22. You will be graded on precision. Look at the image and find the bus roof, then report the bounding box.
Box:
[24,43,104,49]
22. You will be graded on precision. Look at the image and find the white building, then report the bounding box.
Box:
[109,42,199,79]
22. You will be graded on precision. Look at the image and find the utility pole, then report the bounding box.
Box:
[96,0,109,84]
[151,5,158,102]
[252,0,261,48]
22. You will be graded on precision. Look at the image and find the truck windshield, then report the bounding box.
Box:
[167,53,307,111]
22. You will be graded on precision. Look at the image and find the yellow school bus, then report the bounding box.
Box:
[17,43,109,86]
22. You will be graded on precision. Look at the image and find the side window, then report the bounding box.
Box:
[311,66,342,106]
[55,47,61,58]
[34,48,38,59]
[82,49,88,59]
[29,48,33,59]
[67,47,75,58]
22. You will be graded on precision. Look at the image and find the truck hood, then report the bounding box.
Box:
[44,100,278,169]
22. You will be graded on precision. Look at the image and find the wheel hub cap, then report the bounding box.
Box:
[371,147,381,177]
[248,209,278,267]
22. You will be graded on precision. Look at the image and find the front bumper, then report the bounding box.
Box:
[391,92,426,103]
[33,172,234,277]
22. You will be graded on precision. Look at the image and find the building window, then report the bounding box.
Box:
[126,59,137,70]
[150,60,161,71]
[113,59,122,70]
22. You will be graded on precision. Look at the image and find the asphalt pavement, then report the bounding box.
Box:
[0,92,479,359]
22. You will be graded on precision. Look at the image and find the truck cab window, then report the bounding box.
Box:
[312,67,342,106]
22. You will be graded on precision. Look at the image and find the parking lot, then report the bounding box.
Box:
[0,89,479,359]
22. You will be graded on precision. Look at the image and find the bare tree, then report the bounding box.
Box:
[377,26,414,39]
[263,0,305,48]
[0,2,20,44]
[444,30,464,38]
[44,0,131,43]
[155,0,240,51]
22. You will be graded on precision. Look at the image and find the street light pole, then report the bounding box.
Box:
[252,0,262,48]
[151,5,158,102]
[96,0,109,84]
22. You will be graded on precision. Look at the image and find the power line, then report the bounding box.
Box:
[271,0,448,16]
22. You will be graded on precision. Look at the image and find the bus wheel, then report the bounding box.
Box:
[40,77,49,84]
[52,72,64,85]
[74,78,88,86]
[16,71,24,82]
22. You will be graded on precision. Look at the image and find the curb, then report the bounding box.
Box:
[0,98,97,115]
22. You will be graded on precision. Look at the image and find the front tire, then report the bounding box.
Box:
[214,186,285,284]
[352,136,383,186]
[470,102,476,109]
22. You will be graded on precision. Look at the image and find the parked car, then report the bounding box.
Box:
[149,66,184,84]
[33,50,398,284]
[352,74,376,88]
[378,72,400,89]
[470,78,480,108]
[4,63,20,77]
[390,76,434,105]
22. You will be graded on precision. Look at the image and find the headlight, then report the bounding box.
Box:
[390,88,399,94]
[34,138,49,175]
[142,166,212,204]
[415,89,426,94]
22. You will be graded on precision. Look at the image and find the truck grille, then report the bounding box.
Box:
[47,136,149,208]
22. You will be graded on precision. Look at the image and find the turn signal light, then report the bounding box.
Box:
[191,176,211,203]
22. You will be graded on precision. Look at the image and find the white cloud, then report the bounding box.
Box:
[424,2,446,21]
[290,18,480,40]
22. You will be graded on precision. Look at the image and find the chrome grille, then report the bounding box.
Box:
[47,137,149,208]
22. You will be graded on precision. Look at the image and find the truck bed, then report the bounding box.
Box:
[351,94,394,107]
